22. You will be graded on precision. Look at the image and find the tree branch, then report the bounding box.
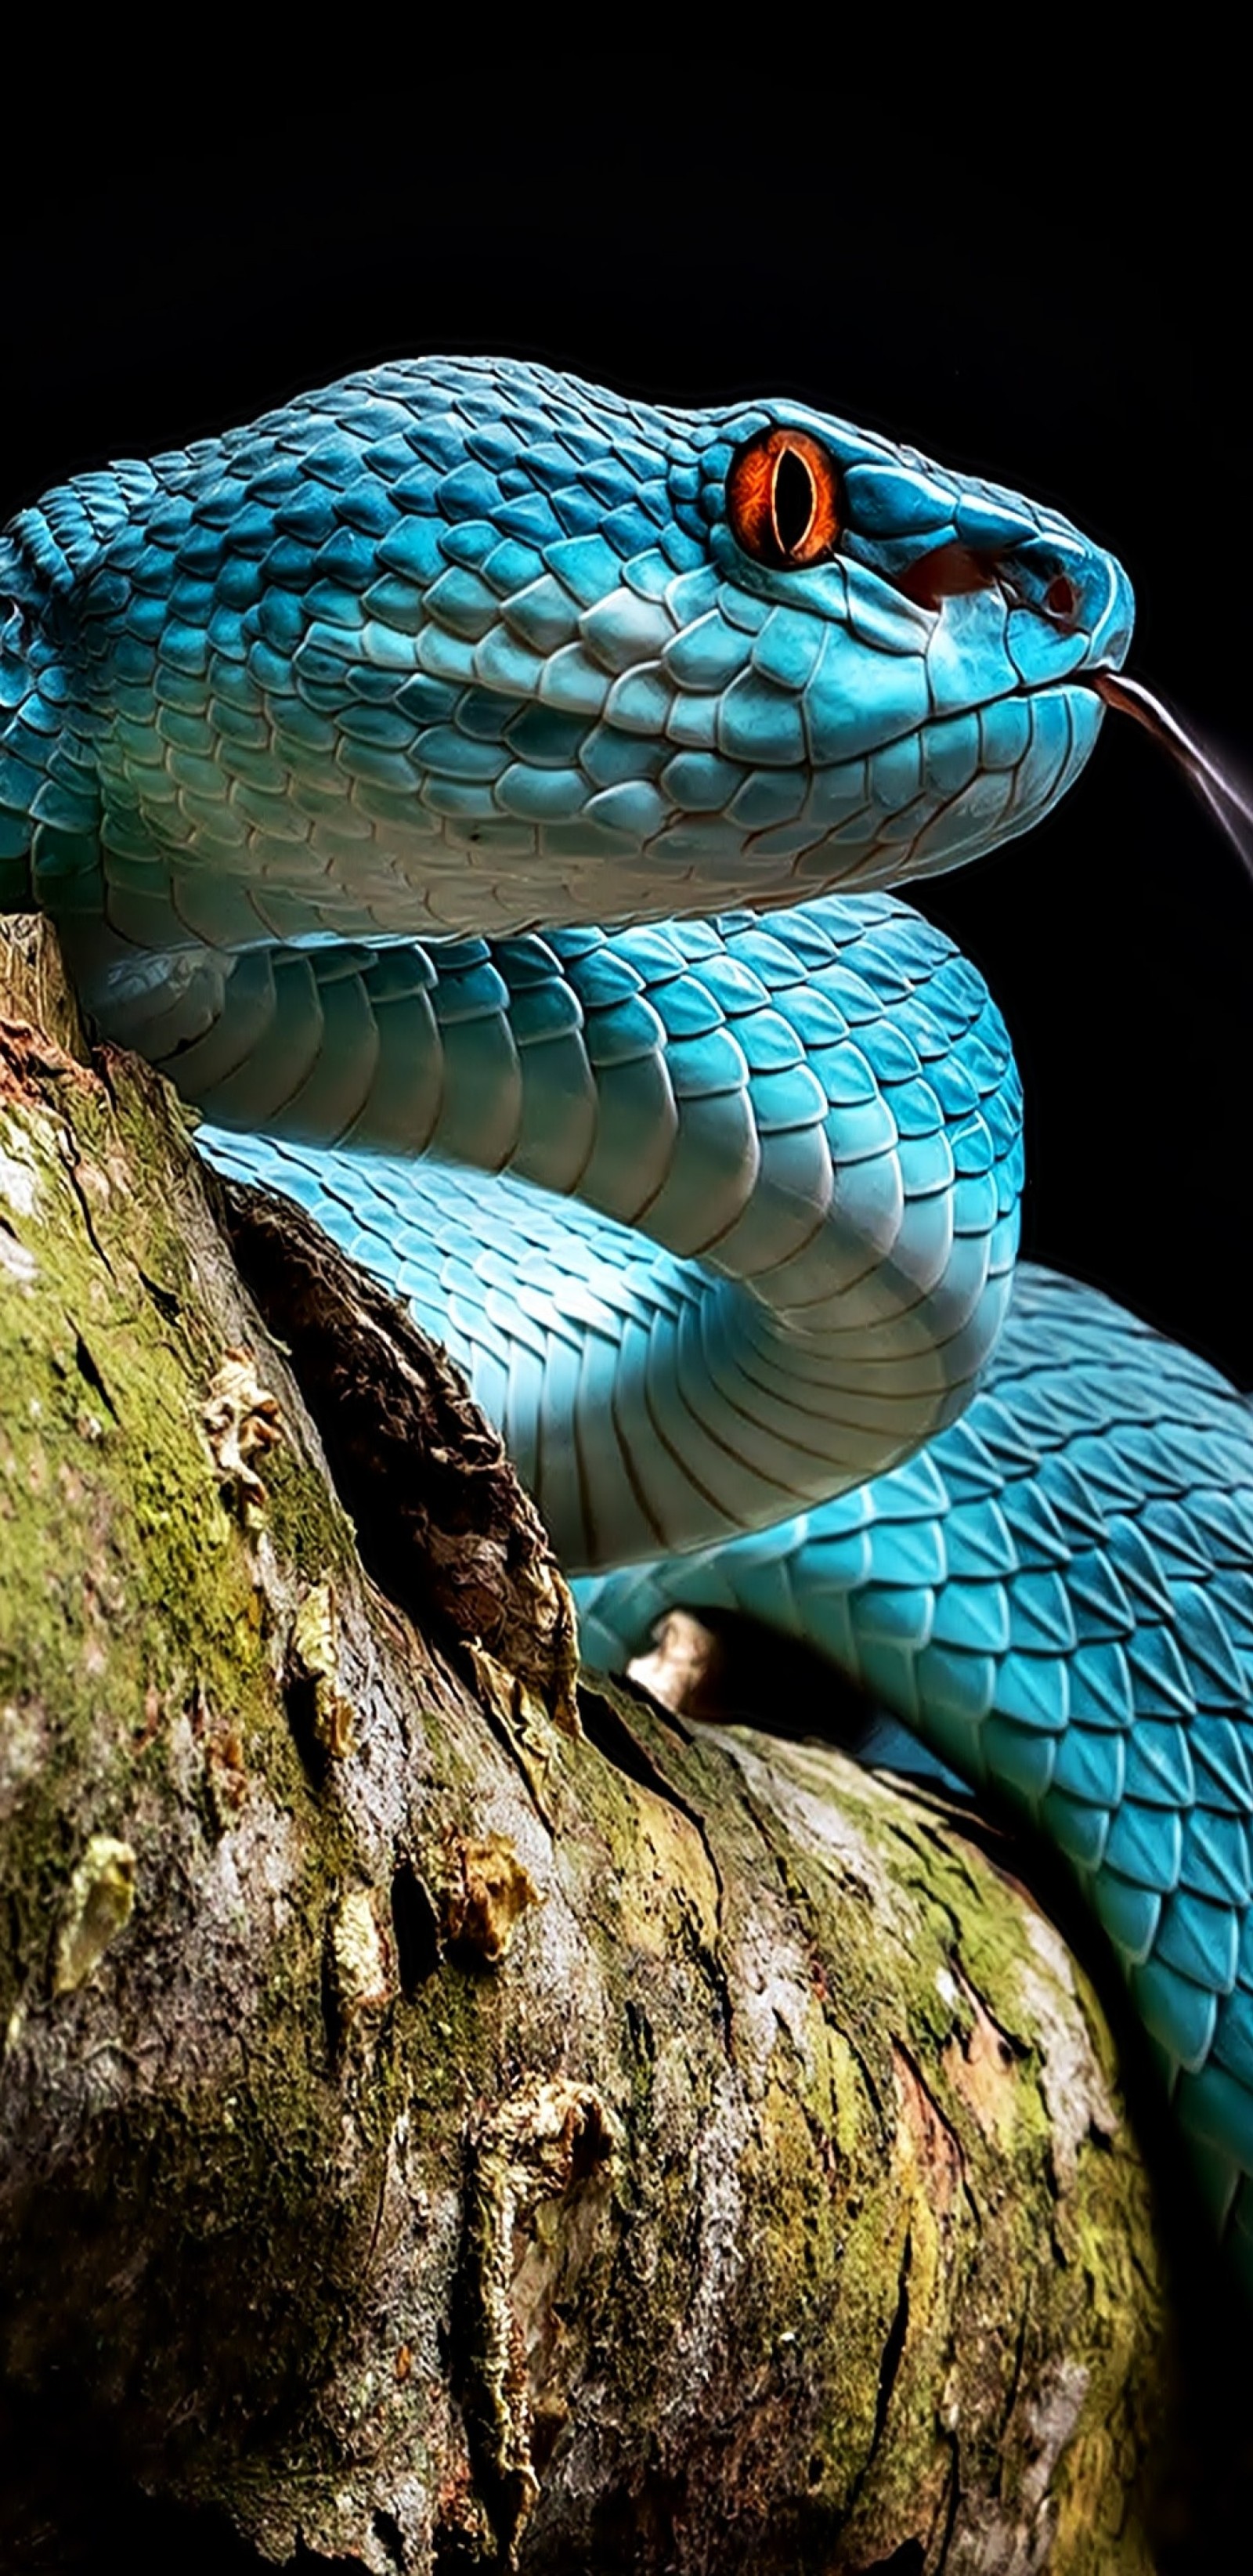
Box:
[0,917,1170,2574]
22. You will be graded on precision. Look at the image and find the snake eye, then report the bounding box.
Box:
[726,428,841,569]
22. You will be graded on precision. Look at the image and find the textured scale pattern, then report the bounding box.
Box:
[200,891,1024,1555]
[576,1269,1253,2277]
[5,356,1251,2287]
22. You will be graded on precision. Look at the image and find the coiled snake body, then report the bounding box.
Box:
[4,357,1251,2284]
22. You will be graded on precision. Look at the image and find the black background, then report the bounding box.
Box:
[1,89,1251,2571]
[3,125,1247,1389]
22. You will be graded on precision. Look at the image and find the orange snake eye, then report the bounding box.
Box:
[725,428,842,569]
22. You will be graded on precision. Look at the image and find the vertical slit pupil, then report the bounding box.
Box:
[773,444,816,557]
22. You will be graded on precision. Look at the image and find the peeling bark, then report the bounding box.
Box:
[0,916,1179,2572]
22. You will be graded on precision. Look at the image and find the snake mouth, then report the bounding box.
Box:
[1086,667,1253,876]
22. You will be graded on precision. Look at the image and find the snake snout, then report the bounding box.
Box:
[1080,548,1136,672]
[995,536,1134,674]
[890,528,1132,672]
[886,524,1134,709]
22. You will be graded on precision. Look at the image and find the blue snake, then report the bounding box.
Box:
[3,356,1251,2292]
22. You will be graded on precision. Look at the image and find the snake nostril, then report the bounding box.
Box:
[1044,574,1078,623]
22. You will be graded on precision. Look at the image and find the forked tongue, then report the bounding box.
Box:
[1093,670,1253,878]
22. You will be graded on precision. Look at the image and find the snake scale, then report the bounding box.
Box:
[3,355,1251,2292]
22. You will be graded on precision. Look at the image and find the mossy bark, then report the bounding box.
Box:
[0,916,1172,2573]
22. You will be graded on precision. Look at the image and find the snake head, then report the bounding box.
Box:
[1,359,1134,956]
[683,389,1133,891]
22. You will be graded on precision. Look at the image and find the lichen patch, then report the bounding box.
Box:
[50,1833,136,1996]
[465,2079,617,2562]
[203,1347,283,1518]
[289,1578,356,1758]
[0,1129,42,1219]
[330,1885,396,2021]
[442,1832,540,1965]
